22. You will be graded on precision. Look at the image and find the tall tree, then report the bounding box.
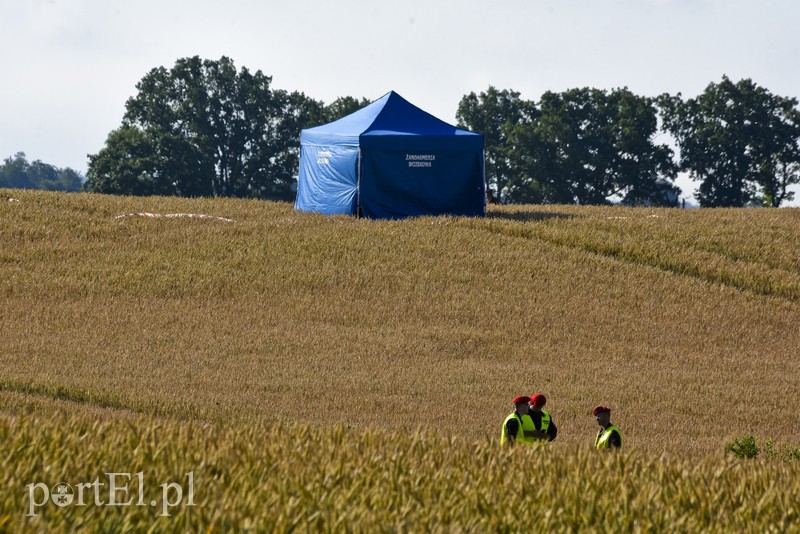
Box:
[456,87,527,203]
[86,56,322,200]
[659,76,800,207]
[508,88,677,205]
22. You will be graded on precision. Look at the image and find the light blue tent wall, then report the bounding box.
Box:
[295,91,485,219]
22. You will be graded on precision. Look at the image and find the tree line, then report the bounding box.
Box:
[457,80,800,207]
[7,56,799,207]
[0,153,83,192]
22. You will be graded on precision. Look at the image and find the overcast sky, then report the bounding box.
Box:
[2,0,799,203]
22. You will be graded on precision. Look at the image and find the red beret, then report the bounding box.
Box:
[593,406,610,416]
[513,396,530,405]
[530,394,546,408]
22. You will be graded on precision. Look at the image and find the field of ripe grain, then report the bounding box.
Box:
[1,406,799,533]
[1,189,799,530]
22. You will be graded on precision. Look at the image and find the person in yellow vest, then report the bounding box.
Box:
[500,396,533,446]
[527,393,558,442]
[593,405,622,449]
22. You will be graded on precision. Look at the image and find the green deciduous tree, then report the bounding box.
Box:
[86,56,322,200]
[508,88,677,205]
[456,87,528,203]
[659,76,800,207]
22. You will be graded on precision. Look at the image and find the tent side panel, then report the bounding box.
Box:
[295,144,359,215]
[359,145,485,219]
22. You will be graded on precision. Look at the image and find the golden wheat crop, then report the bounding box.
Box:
[1,405,799,533]
[1,189,799,530]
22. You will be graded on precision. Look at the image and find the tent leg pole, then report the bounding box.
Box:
[356,149,362,218]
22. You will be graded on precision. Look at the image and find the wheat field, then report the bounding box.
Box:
[1,189,799,531]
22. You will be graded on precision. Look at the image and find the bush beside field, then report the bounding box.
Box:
[1,190,799,530]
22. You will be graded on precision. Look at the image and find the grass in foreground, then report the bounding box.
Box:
[2,404,799,533]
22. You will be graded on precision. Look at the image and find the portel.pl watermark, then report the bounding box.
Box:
[26,472,195,518]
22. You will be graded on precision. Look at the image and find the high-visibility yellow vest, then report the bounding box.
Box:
[533,410,551,434]
[520,413,536,444]
[595,425,623,449]
[501,412,531,445]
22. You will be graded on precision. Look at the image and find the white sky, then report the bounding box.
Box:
[2,0,799,204]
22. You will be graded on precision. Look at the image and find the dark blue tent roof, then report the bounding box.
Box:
[301,91,482,147]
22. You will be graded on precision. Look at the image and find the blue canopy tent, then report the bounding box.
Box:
[295,91,486,219]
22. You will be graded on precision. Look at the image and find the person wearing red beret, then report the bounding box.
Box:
[593,405,622,449]
[526,393,558,442]
[500,396,533,446]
